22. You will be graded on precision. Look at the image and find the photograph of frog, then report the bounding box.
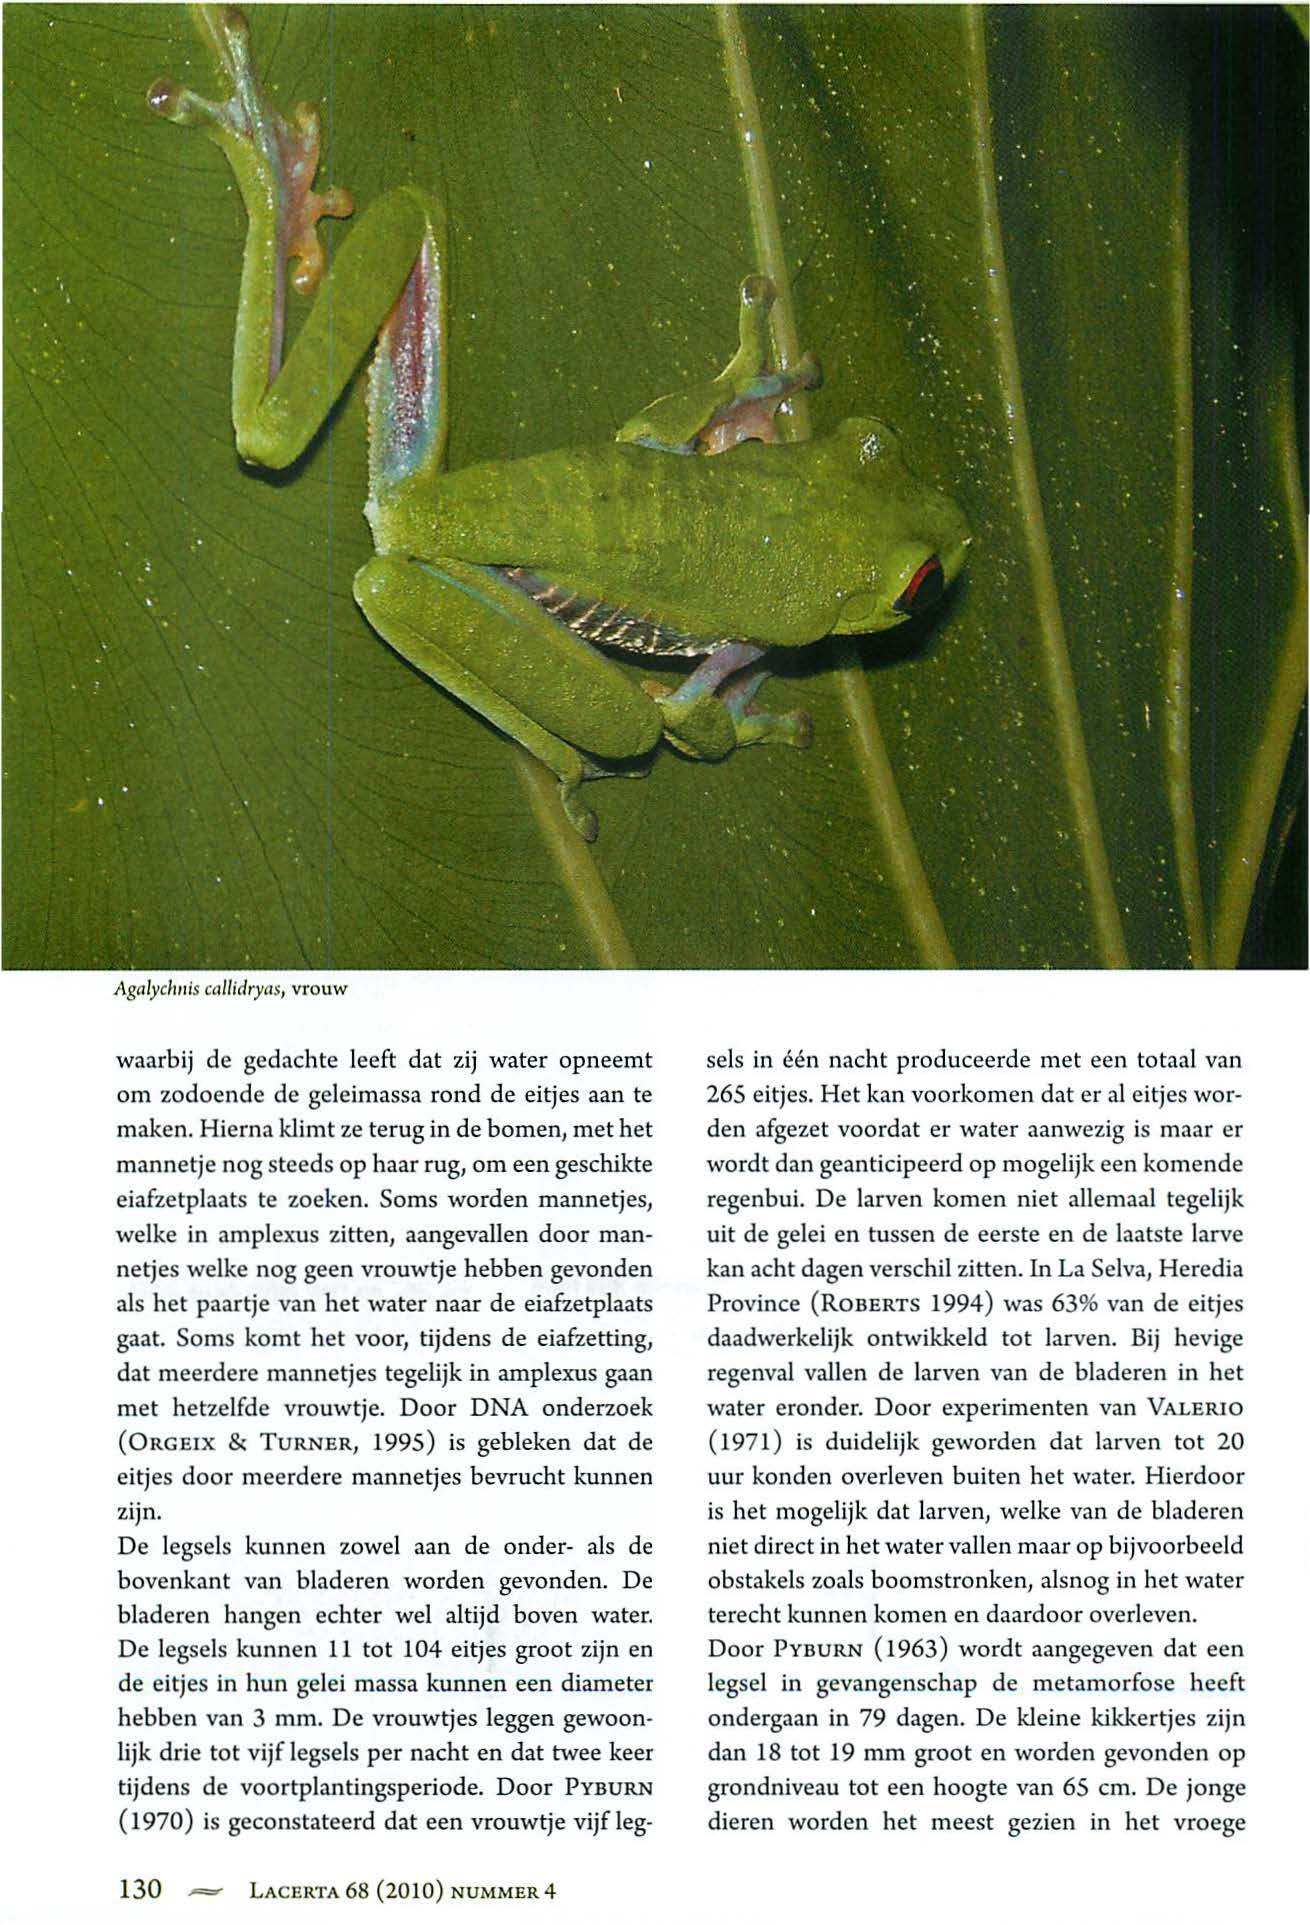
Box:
[4,4,1304,969]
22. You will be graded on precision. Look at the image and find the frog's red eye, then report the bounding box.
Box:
[894,554,944,615]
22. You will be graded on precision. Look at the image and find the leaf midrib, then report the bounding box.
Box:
[962,4,1130,971]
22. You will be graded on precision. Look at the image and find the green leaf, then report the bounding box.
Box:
[5,4,1304,968]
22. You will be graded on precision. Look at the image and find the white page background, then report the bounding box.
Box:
[3,966,1305,1925]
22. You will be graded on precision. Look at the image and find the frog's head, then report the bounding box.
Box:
[829,417,971,635]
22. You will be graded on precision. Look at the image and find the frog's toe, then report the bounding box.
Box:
[147,6,353,298]
[146,76,190,123]
[146,6,254,133]
[559,779,599,842]
[146,73,222,130]
[732,705,812,750]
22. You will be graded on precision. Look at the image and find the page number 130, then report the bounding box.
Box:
[120,1880,162,1901]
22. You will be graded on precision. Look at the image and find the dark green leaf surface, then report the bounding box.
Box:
[4,5,1304,968]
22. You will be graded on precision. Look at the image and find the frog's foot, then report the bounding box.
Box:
[698,275,823,454]
[557,770,599,844]
[148,5,352,300]
[648,642,812,760]
[561,756,652,840]
[617,274,822,455]
[720,669,813,749]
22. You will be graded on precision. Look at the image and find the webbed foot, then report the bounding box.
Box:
[721,670,813,749]
[148,4,352,299]
[647,643,812,761]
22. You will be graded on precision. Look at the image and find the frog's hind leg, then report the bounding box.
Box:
[365,224,448,527]
[149,6,442,471]
[650,643,812,760]
[355,556,664,842]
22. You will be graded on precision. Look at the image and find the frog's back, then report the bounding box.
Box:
[430,437,861,647]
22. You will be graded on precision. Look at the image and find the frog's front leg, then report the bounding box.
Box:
[354,558,664,843]
[149,5,442,473]
[618,276,820,759]
[617,273,821,455]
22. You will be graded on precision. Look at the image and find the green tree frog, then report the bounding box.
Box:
[149,5,970,840]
